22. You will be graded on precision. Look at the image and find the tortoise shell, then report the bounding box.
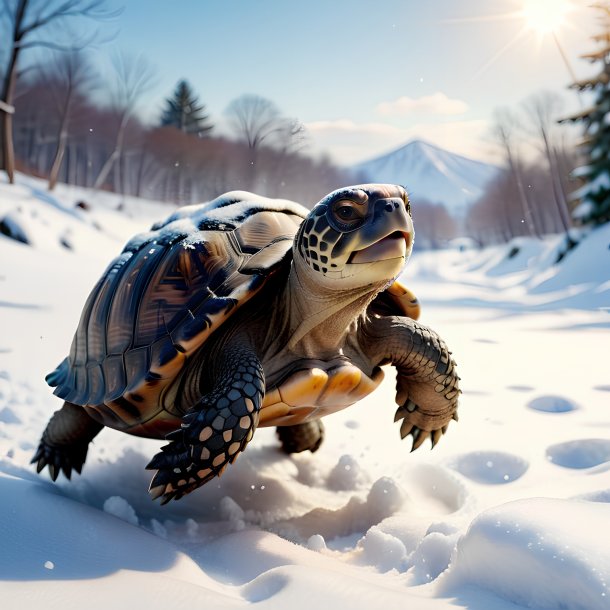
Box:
[46,192,308,436]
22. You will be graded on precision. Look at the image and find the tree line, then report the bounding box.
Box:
[1,0,608,240]
[465,2,610,246]
[464,92,579,247]
[0,0,352,208]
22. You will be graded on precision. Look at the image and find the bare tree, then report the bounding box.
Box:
[225,94,289,150]
[0,0,120,183]
[493,109,541,238]
[521,92,572,232]
[225,94,306,191]
[45,51,95,190]
[92,53,155,190]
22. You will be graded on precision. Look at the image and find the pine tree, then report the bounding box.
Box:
[161,80,213,137]
[563,3,610,226]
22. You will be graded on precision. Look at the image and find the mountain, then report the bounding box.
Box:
[352,139,500,215]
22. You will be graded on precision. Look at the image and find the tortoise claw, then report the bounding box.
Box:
[31,439,88,481]
[394,405,408,422]
[400,419,414,439]
[149,484,166,501]
[48,463,59,481]
[410,427,430,452]
[395,396,456,451]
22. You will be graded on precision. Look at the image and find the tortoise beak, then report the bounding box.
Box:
[348,231,411,264]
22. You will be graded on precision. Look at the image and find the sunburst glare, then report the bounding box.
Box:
[521,0,575,36]
[444,0,581,77]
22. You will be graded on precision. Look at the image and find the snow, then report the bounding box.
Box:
[0,172,609,609]
[571,170,610,202]
[445,499,610,610]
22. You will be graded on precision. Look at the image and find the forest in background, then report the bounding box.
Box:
[1,0,608,249]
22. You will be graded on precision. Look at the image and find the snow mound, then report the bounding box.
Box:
[103,495,140,526]
[445,498,610,610]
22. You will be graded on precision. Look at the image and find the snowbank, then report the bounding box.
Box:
[444,498,610,610]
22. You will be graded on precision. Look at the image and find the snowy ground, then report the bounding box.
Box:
[1,174,609,609]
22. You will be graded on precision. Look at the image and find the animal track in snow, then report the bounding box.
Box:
[448,451,529,485]
[527,395,578,413]
[573,489,610,503]
[546,439,610,469]
[506,385,534,392]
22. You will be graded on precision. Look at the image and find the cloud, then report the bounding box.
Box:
[303,118,496,166]
[376,92,469,117]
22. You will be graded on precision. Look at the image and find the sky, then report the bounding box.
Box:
[76,0,596,165]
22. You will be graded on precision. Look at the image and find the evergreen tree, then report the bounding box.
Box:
[564,3,610,226]
[161,80,213,137]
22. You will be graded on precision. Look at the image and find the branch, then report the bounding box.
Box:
[20,0,122,37]
[20,0,77,36]
[17,29,97,52]
[0,99,15,114]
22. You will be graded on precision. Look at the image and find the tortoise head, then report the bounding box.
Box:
[294,184,414,289]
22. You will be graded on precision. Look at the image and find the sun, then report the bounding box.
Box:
[520,0,574,36]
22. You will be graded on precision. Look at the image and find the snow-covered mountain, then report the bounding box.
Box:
[353,139,499,215]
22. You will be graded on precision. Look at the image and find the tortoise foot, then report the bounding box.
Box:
[394,400,456,451]
[276,420,325,454]
[146,398,260,504]
[31,439,89,481]
[32,402,102,482]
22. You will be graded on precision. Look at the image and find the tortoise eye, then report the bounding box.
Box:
[330,199,366,232]
[336,205,359,221]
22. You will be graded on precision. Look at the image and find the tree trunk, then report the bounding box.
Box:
[507,152,539,238]
[536,127,569,233]
[2,112,17,183]
[93,112,128,190]
[48,101,71,190]
[48,130,68,190]
[85,137,93,187]
[0,0,28,183]
[551,144,572,232]
[134,149,147,197]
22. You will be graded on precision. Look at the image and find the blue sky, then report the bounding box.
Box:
[88,0,595,164]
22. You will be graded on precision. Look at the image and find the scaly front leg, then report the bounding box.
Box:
[359,315,460,451]
[146,343,264,504]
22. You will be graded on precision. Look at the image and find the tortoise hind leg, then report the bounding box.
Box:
[276,420,325,454]
[32,401,104,481]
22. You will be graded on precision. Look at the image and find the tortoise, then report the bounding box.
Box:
[33,184,460,504]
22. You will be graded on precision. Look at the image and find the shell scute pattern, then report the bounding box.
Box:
[47,196,309,432]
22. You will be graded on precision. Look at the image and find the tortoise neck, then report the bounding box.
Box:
[282,255,384,356]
